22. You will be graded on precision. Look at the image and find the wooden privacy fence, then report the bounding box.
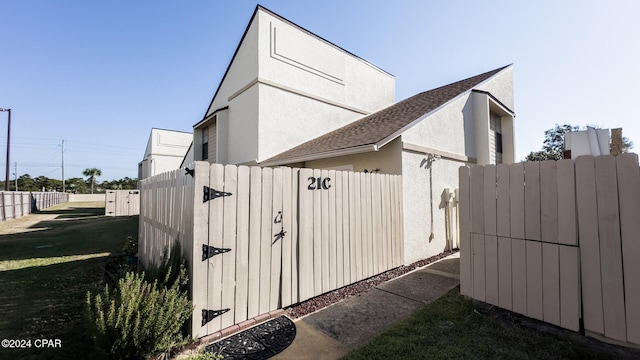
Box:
[105,190,140,216]
[459,154,640,347]
[0,191,68,221]
[139,162,404,338]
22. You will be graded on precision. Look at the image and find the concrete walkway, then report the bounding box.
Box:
[273,252,460,359]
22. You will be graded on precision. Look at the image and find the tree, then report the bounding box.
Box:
[525,124,634,162]
[83,168,102,194]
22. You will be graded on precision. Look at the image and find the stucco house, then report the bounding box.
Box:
[138,128,193,180]
[192,5,515,264]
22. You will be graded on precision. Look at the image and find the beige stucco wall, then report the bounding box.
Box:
[198,8,395,165]
[303,137,403,174]
[400,150,464,263]
[139,129,192,180]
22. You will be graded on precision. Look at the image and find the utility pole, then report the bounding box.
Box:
[0,108,10,191]
[62,140,65,192]
[14,162,17,191]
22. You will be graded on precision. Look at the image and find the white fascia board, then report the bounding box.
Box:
[259,144,377,167]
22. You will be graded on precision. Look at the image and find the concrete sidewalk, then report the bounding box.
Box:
[273,252,460,359]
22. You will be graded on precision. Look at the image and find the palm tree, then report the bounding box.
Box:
[83,168,102,194]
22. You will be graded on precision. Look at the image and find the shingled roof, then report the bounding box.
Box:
[261,65,510,165]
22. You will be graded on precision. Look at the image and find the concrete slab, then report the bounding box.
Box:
[376,270,460,304]
[301,288,424,350]
[271,320,349,360]
[425,257,460,276]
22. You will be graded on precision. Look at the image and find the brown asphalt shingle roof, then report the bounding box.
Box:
[262,65,510,164]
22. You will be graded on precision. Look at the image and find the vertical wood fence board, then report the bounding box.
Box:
[397,176,405,266]
[526,240,543,321]
[281,167,293,307]
[497,236,512,310]
[616,153,640,344]
[312,169,323,295]
[289,168,300,305]
[557,159,577,246]
[594,156,626,342]
[509,163,525,239]
[350,172,361,281]
[270,168,283,310]
[575,156,604,335]
[511,238,527,315]
[458,166,472,296]
[234,166,251,324]
[472,233,486,301]
[371,173,382,275]
[542,243,560,327]
[220,165,238,329]
[524,162,541,241]
[259,167,273,313]
[470,166,484,234]
[364,173,373,278]
[353,172,363,281]
[320,169,330,293]
[247,167,262,318]
[330,171,348,288]
[381,175,392,271]
[485,235,499,306]
[330,170,341,290]
[191,162,210,337]
[483,165,497,236]
[298,168,314,301]
[540,160,558,244]
[559,245,580,332]
[496,164,510,238]
[208,164,225,332]
[341,171,351,285]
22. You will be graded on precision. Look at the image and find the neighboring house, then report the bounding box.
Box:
[138,128,193,180]
[193,5,516,264]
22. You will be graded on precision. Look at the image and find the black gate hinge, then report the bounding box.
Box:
[185,167,194,177]
[203,186,232,203]
[202,308,230,326]
[202,244,231,261]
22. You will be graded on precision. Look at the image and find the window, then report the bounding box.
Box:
[496,132,503,153]
[202,126,209,160]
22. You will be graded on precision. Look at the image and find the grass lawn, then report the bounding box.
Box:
[0,202,138,360]
[342,287,640,360]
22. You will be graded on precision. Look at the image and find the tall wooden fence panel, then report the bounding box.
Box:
[105,190,140,216]
[459,154,640,347]
[0,191,68,221]
[139,162,404,338]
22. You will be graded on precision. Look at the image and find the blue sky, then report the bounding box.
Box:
[1,1,639,181]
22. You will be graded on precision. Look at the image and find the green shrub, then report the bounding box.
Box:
[86,241,193,359]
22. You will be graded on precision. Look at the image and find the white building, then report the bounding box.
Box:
[138,128,193,180]
[193,5,516,264]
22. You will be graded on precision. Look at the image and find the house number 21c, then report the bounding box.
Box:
[307,177,331,190]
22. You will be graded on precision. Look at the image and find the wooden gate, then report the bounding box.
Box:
[105,190,140,216]
[139,162,404,337]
